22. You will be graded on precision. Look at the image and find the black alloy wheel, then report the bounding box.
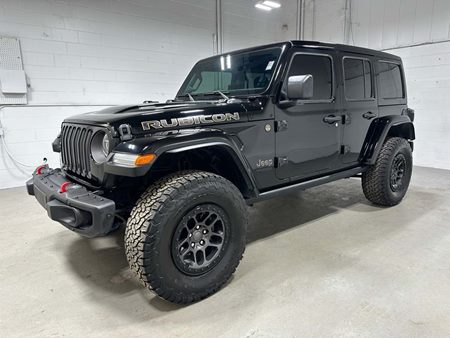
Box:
[390,153,407,192]
[172,204,228,276]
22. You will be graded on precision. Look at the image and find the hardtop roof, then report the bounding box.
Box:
[202,40,401,62]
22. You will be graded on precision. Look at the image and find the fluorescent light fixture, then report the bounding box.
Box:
[255,3,272,11]
[220,56,225,70]
[262,1,281,8]
[226,55,231,69]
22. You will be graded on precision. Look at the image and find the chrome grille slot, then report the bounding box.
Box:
[61,123,96,179]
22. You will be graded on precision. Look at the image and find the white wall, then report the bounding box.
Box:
[0,105,109,189]
[222,0,298,51]
[0,0,296,189]
[302,0,450,170]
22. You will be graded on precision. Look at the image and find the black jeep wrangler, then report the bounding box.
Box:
[27,41,415,304]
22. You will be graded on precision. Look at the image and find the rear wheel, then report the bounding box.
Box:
[125,170,248,304]
[362,137,413,206]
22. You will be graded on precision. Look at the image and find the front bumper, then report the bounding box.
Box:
[27,168,116,237]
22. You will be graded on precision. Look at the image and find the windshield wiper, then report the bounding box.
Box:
[213,90,229,100]
[176,93,196,102]
[200,90,230,101]
[177,91,231,102]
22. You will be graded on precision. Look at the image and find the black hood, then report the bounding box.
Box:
[64,99,266,135]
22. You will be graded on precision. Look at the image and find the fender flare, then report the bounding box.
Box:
[360,115,415,165]
[107,129,259,198]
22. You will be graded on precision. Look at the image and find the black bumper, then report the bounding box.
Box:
[27,169,116,238]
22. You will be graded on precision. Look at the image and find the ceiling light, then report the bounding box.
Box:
[255,3,272,11]
[262,1,281,8]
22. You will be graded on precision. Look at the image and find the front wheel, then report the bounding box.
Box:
[362,137,413,206]
[125,171,248,304]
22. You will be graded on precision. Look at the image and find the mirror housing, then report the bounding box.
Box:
[287,74,313,100]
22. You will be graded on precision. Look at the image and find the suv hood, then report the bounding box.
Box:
[64,100,264,135]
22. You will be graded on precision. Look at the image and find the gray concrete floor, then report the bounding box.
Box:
[1,166,450,337]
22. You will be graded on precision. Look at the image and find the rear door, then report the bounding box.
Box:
[340,55,378,164]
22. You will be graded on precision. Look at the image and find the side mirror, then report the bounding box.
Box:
[287,74,313,100]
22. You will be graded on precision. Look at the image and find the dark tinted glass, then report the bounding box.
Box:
[177,47,282,98]
[344,58,365,99]
[288,54,332,100]
[364,60,372,98]
[378,61,404,99]
[344,58,373,100]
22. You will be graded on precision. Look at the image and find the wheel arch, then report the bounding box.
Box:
[119,129,258,199]
[360,115,415,165]
[155,143,257,199]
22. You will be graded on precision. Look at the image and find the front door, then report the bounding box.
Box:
[340,55,378,164]
[275,51,342,181]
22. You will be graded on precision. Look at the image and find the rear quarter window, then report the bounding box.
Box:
[378,61,404,99]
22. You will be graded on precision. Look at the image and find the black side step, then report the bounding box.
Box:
[248,166,366,204]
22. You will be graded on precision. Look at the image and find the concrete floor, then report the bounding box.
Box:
[1,166,450,337]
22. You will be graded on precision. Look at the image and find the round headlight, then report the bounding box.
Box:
[102,133,110,157]
[91,131,110,163]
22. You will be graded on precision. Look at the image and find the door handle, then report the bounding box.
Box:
[363,111,377,120]
[323,115,342,124]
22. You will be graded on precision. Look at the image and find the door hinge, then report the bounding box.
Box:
[275,120,288,132]
[340,145,350,154]
[342,114,350,124]
[275,156,288,167]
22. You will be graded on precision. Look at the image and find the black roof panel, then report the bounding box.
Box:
[204,40,401,62]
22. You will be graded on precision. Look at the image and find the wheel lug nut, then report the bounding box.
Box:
[189,234,192,237]
[203,230,207,234]
[191,243,195,247]
[196,225,200,229]
[200,240,205,245]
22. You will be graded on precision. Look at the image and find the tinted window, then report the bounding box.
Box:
[287,54,332,100]
[189,71,232,94]
[378,61,404,99]
[364,60,372,98]
[343,58,373,100]
[177,47,282,98]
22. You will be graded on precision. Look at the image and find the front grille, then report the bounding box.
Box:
[61,123,94,179]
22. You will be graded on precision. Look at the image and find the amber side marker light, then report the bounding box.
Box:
[135,153,156,166]
[112,153,157,167]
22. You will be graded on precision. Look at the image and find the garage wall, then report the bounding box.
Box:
[222,0,298,51]
[0,0,296,189]
[301,0,450,170]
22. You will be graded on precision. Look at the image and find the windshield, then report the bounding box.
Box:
[176,47,282,99]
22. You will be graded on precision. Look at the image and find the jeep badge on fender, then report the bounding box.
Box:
[27,41,414,305]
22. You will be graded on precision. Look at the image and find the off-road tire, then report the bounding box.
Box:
[362,137,412,206]
[125,170,248,304]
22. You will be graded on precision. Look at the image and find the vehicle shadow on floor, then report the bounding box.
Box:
[60,178,438,316]
[246,178,375,243]
[62,226,184,314]
[61,179,367,299]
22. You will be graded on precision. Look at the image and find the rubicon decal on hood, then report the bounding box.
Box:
[141,112,240,130]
